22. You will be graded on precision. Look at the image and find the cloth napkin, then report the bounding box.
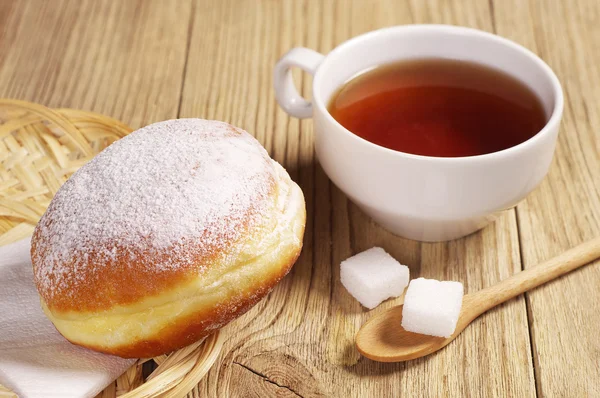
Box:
[0,238,135,398]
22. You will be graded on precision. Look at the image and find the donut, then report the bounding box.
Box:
[30,119,306,358]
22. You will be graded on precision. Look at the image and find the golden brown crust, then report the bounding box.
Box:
[74,247,302,358]
[43,184,305,358]
[30,201,272,313]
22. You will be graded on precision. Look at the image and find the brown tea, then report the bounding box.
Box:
[328,59,547,157]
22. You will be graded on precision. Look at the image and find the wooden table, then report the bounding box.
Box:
[1,1,599,397]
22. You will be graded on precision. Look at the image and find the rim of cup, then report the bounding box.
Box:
[312,24,564,164]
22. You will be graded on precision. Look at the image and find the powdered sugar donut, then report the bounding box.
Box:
[31,119,305,358]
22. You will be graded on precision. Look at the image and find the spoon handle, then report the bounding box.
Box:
[469,236,600,314]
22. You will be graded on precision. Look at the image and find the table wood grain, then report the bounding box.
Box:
[1,0,599,397]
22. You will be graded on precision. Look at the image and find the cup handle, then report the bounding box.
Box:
[274,47,325,119]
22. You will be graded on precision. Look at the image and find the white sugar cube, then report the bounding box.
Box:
[401,278,464,338]
[340,247,409,309]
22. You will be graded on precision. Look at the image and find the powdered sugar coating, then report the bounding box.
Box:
[32,119,277,309]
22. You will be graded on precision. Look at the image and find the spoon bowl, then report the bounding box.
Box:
[356,295,478,362]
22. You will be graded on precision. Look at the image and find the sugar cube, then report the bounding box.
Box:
[340,247,409,309]
[401,278,464,338]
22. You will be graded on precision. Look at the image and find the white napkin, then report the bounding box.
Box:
[0,238,136,398]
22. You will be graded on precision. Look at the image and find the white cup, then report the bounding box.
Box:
[274,25,563,242]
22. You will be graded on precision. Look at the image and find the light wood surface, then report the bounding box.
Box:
[0,0,599,397]
[356,236,600,362]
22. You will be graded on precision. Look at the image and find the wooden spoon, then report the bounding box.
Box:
[356,237,600,362]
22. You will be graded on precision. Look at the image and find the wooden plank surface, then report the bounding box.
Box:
[0,0,599,397]
[0,0,190,129]
[493,1,600,396]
